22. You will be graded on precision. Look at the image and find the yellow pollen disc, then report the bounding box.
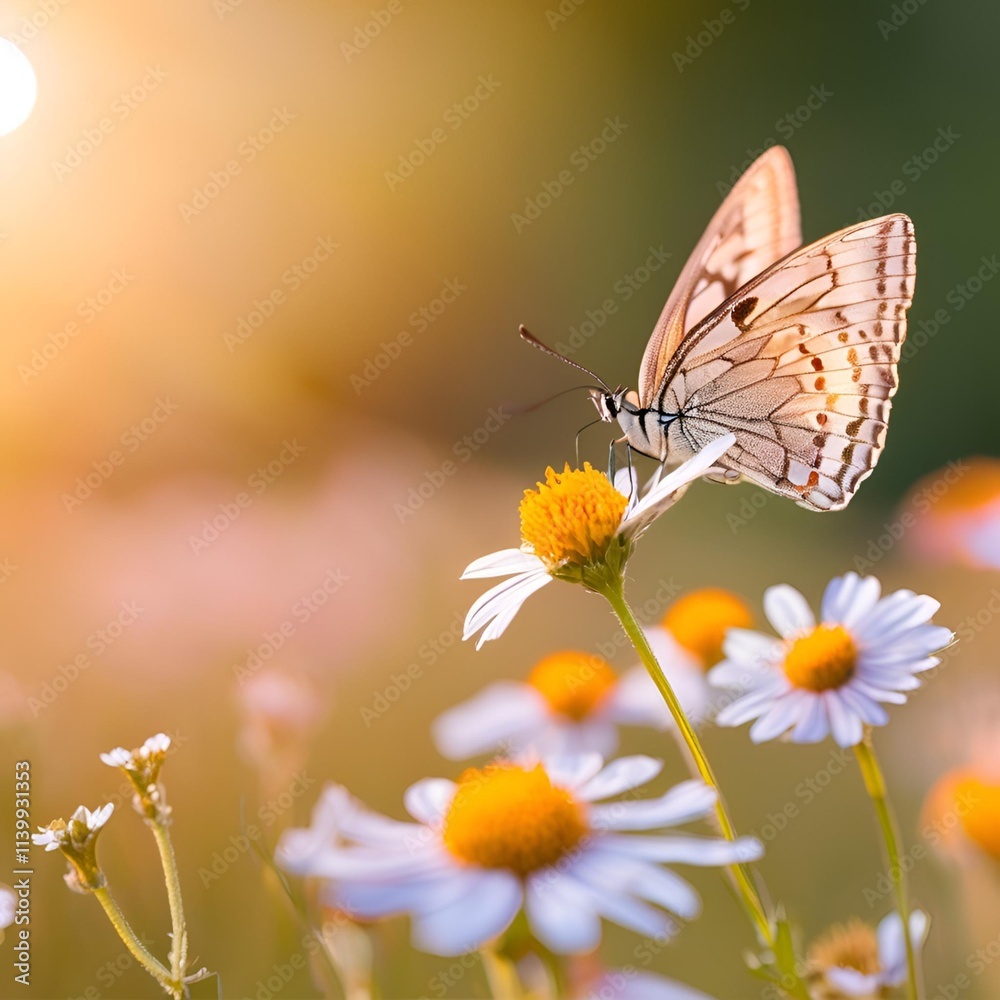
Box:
[952,774,1000,860]
[443,764,588,875]
[527,651,618,721]
[783,625,857,692]
[808,918,879,977]
[519,463,628,569]
[661,588,754,669]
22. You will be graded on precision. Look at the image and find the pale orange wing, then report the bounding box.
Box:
[638,146,801,406]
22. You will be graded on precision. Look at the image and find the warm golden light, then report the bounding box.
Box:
[0,38,37,137]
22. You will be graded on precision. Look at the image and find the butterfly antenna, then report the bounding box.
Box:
[519,325,611,392]
[503,384,604,417]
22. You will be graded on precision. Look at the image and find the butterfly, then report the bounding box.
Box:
[522,146,916,511]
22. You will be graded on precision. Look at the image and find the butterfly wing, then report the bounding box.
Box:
[653,213,916,511]
[637,146,801,406]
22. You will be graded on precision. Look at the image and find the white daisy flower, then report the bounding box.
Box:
[708,573,952,748]
[277,754,762,957]
[808,910,929,997]
[432,650,674,759]
[462,435,736,649]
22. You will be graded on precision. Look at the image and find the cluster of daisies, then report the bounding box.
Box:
[279,441,952,998]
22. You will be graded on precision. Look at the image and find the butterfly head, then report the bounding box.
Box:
[590,387,627,423]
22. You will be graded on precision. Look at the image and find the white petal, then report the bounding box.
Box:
[544,753,605,790]
[463,570,551,648]
[524,873,602,953]
[720,629,783,671]
[825,966,883,996]
[878,909,929,986]
[788,695,829,743]
[715,680,788,728]
[837,685,889,726]
[608,970,715,1000]
[411,869,522,956]
[537,719,619,758]
[853,592,940,643]
[604,833,763,865]
[590,779,716,831]
[403,778,456,826]
[432,683,549,759]
[625,863,702,920]
[820,573,881,626]
[622,434,736,535]
[825,692,864,748]
[575,755,663,802]
[461,548,543,579]
[748,690,811,743]
[764,585,815,638]
[334,868,463,919]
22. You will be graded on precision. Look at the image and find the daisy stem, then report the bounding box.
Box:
[480,947,524,999]
[853,737,922,1000]
[149,819,188,989]
[93,884,181,998]
[602,578,812,1000]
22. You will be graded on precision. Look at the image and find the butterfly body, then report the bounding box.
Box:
[576,147,916,512]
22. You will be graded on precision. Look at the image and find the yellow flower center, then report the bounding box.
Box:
[661,588,754,669]
[784,625,857,692]
[527,651,618,721]
[443,764,588,875]
[519,463,628,569]
[808,918,880,978]
[952,774,1000,860]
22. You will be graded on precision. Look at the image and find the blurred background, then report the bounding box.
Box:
[1,1,999,997]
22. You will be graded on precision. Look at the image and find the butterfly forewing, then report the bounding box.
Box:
[638,146,801,405]
[657,213,916,511]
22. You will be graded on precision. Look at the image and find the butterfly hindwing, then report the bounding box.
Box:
[656,213,916,511]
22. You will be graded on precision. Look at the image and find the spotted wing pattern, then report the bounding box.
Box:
[637,146,801,406]
[655,214,916,511]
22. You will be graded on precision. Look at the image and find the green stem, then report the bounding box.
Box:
[93,885,181,998]
[150,820,188,987]
[480,947,524,999]
[854,738,922,1000]
[601,577,811,1000]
